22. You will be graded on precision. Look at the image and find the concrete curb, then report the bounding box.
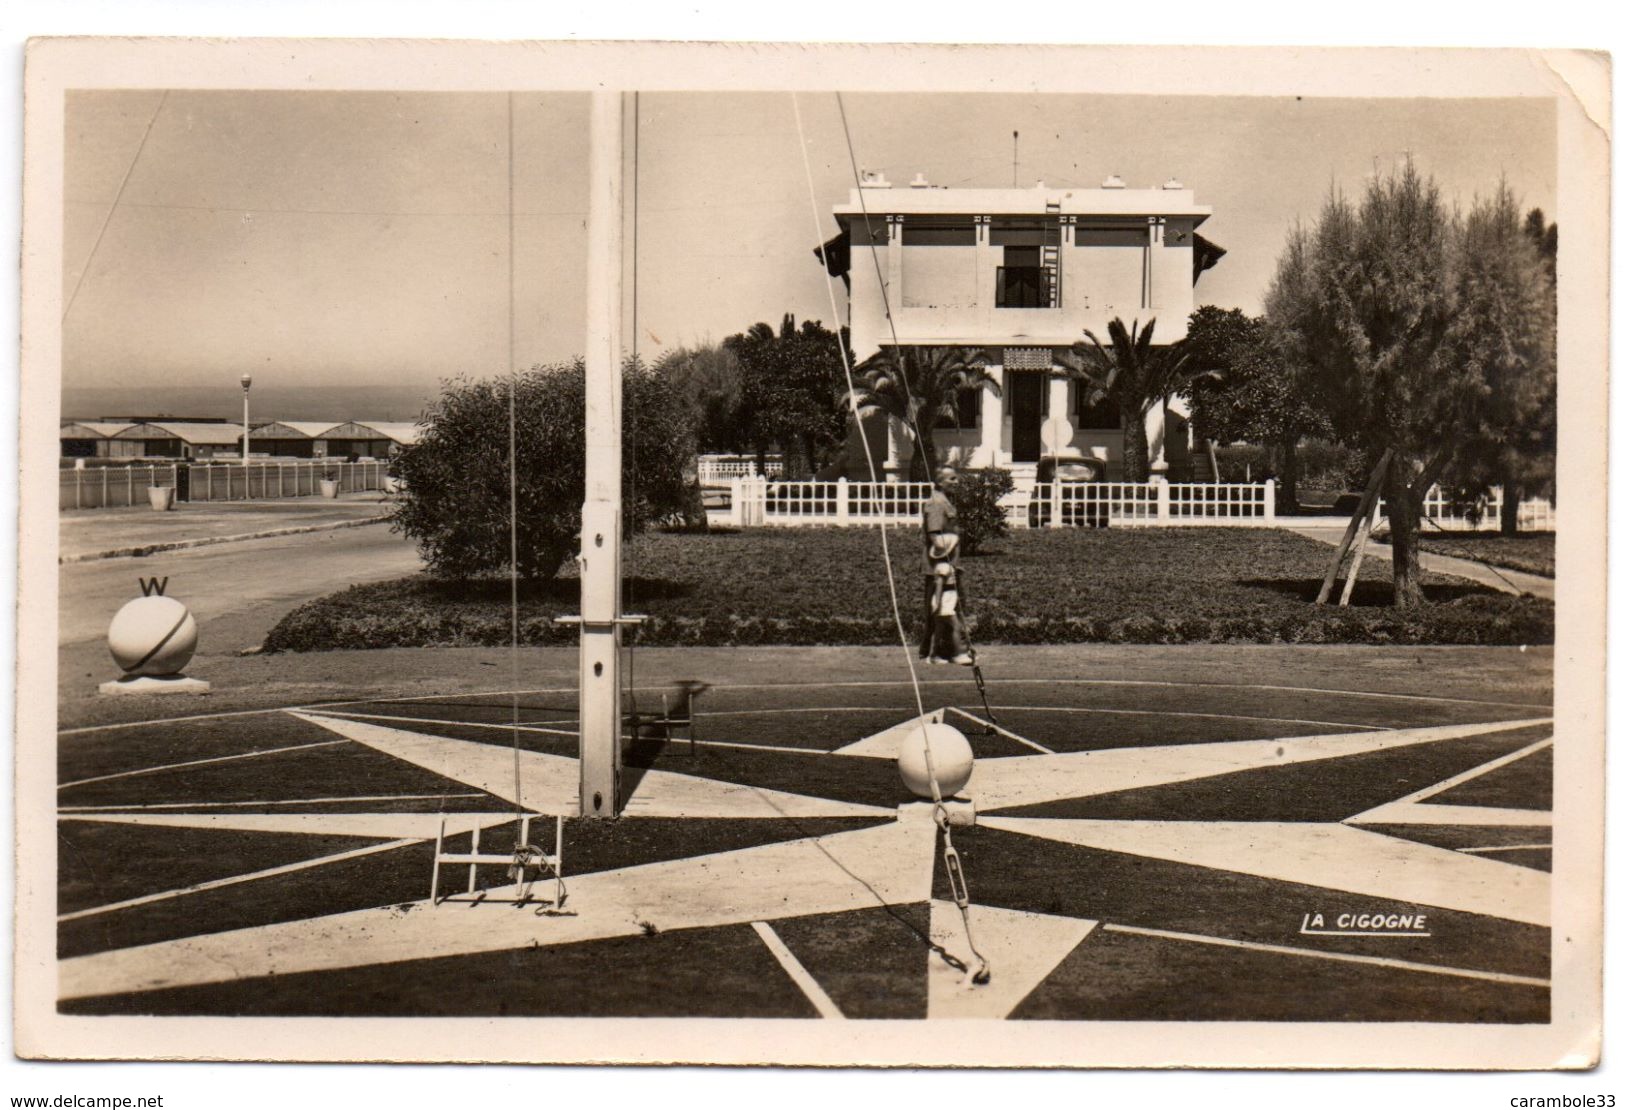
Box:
[60,514,393,565]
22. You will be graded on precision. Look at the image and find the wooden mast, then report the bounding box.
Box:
[577,91,627,818]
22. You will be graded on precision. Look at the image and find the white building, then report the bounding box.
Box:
[822,174,1224,481]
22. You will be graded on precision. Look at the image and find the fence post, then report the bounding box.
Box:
[75,468,82,509]
[1156,477,1170,524]
[1264,479,1276,524]
[1048,480,1063,529]
[835,477,850,526]
[728,477,742,527]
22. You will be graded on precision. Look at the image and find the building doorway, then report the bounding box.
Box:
[1009,372,1044,462]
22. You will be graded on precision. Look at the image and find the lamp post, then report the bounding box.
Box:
[240,374,252,470]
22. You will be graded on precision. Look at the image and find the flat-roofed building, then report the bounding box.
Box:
[821,174,1225,481]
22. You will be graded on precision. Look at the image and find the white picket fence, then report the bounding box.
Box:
[1379,488,1557,533]
[57,465,176,510]
[696,453,783,488]
[724,477,1277,529]
[60,460,390,510]
[1020,480,1275,527]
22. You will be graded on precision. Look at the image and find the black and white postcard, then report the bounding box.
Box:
[14,40,1609,1069]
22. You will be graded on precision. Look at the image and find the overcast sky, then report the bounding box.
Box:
[62,90,1555,395]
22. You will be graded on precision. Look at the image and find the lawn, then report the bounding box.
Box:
[260,526,1553,650]
[1413,532,1556,578]
[264,526,1554,652]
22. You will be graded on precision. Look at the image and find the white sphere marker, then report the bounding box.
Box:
[898,721,975,799]
[100,587,210,695]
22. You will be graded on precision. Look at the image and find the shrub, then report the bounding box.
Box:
[1295,439,1363,491]
[391,359,695,581]
[949,468,1014,555]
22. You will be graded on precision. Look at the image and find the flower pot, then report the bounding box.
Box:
[319,479,340,499]
[146,485,175,512]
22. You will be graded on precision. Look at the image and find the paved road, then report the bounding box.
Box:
[59,496,391,561]
[1275,520,1555,601]
[59,522,423,698]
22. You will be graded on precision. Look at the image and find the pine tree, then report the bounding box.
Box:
[1439,186,1557,536]
[1267,163,1461,608]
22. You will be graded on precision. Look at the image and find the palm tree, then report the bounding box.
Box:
[852,345,1000,480]
[1058,317,1194,482]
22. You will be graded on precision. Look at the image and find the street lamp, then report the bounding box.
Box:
[240,374,252,469]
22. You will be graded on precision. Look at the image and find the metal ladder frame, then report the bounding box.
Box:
[430,813,565,907]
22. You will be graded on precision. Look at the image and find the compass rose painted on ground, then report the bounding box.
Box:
[57,680,1553,1021]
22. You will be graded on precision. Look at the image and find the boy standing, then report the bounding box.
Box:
[921,466,973,664]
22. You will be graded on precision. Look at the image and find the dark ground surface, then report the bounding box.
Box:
[56,643,1553,1023]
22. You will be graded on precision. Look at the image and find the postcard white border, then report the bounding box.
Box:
[15,40,1610,1069]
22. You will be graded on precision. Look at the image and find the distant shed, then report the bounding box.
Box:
[60,421,135,458]
[249,421,334,459]
[322,421,419,459]
[113,421,245,459]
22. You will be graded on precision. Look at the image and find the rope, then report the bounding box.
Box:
[505,94,563,906]
[64,92,169,323]
[794,94,990,984]
[65,90,169,324]
[625,92,642,723]
[507,93,526,822]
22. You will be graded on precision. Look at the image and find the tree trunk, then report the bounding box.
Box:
[1277,437,1301,516]
[1122,411,1150,482]
[911,424,938,481]
[782,435,812,480]
[1499,452,1522,536]
[1383,465,1427,609]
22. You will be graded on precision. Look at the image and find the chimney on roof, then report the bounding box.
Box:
[910,172,930,188]
[1102,174,1126,189]
[860,170,891,188]
[1163,177,1184,189]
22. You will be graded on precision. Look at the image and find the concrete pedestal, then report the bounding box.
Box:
[99,674,212,696]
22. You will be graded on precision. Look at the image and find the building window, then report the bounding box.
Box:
[935,386,981,430]
[1075,221,1147,247]
[989,219,1055,247]
[901,219,975,246]
[1076,388,1122,430]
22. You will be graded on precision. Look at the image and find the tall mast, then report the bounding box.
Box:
[577,91,627,819]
